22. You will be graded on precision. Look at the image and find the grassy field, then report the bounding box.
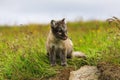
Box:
[0,18,120,80]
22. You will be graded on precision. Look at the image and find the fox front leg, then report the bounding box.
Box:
[49,46,56,66]
[60,49,67,66]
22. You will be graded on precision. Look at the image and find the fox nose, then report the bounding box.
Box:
[62,36,67,40]
[63,33,68,40]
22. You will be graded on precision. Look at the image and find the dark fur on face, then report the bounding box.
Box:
[51,18,68,40]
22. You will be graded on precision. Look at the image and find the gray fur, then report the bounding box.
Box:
[46,18,73,66]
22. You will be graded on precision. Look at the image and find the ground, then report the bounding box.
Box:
[42,62,120,80]
[97,62,120,80]
[42,67,75,80]
[0,19,120,79]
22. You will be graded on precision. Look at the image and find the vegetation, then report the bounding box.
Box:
[0,17,120,80]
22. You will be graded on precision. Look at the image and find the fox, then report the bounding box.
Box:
[46,18,86,66]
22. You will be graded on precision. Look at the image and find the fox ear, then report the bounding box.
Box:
[61,18,65,23]
[50,20,56,28]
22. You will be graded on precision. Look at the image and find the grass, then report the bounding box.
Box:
[0,18,120,80]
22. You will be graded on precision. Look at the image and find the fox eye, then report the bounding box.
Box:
[57,32,62,35]
[57,30,62,35]
[58,29,61,31]
[57,29,62,32]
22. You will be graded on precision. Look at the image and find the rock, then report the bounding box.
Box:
[69,65,100,80]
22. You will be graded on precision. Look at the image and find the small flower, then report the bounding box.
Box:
[79,39,83,43]
[97,29,101,33]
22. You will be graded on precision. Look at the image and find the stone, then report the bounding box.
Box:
[69,65,100,80]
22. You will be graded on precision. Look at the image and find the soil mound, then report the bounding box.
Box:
[97,62,120,80]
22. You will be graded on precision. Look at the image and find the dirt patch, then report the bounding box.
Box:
[97,62,120,80]
[42,67,75,80]
[42,62,120,80]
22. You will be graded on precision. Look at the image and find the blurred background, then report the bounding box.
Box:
[0,0,120,25]
[1,0,120,80]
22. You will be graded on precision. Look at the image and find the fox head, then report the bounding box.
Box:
[50,18,68,40]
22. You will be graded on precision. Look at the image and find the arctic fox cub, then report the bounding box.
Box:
[46,18,86,66]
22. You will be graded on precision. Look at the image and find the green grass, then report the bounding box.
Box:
[0,20,120,80]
